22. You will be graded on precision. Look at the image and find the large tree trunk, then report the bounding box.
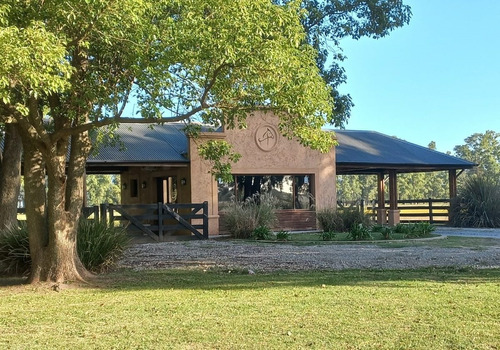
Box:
[22,133,91,283]
[0,123,22,230]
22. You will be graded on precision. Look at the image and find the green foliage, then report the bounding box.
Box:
[275,230,290,241]
[0,223,30,276]
[371,225,393,240]
[450,176,500,228]
[197,140,242,183]
[0,220,130,275]
[454,131,500,178]
[251,226,273,240]
[77,220,130,273]
[393,223,435,238]
[393,223,412,234]
[348,224,372,241]
[278,0,412,127]
[319,231,336,241]
[221,194,277,239]
[86,175,121,206]
[317,207,370,233]
[316,208,344,232]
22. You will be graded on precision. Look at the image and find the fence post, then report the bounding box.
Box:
[158,202,164,241]
[109,205,115,227]
[93,205,99,222]
[360,199,365,214]
[203,201,208,239]
[100,203,108,224]
[428,198,434,224]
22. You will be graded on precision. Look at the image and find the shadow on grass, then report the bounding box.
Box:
[93,267,500,292]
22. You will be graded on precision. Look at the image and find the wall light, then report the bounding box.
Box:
[141,181,147,189]
[180,178,187,186]
[122,183,127,190]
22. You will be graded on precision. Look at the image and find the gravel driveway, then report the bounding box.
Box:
[119,234,500,272]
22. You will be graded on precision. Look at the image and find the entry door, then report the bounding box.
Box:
[156,177,177,204]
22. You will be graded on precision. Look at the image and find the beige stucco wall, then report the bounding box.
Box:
[189,111,337,235]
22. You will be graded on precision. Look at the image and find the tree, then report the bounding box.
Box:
[0,123,22,230]
[454,131,500,178]
[278,0,412,127]
[86,175,120,206]
[0,0,335,283]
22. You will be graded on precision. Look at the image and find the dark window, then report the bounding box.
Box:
[218,175,314,210]
[130,179,138,198]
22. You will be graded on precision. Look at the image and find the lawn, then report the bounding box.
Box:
[1,268,499,349]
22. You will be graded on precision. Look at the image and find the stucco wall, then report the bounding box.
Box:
[222,112,337,210]
[189,111,337,235]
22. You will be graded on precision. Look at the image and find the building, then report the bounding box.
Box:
[86,112,475,237]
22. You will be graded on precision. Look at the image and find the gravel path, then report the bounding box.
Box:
[118,236,500,272]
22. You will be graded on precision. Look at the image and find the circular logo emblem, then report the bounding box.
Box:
[255,125,278,151]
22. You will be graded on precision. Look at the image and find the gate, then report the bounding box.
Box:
[103,202,209,241]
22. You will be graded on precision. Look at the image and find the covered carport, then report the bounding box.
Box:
[334,130,476,225]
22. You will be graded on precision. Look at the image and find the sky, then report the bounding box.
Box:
[335,0,500,154]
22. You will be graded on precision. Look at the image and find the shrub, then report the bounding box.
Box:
[410,222,435,237]
[339,208,371,230]
[221,194,277,238]
[316,208,344,233]
[0,223,30,276]
[450,176,500,228]
[393,223,412,234]
[0,219,130,276]
[319,231,336,241]
[77,219,130,273]
[348,224,372,241]
[276,230,290,241]
[251,226,273,240]
[317,207,371,233]
[393,223,435,238]
[373,225,393,240]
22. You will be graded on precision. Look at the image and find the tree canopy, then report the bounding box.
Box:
[278,0,412,127]
[454,130,500,178]
[0,0,338,282]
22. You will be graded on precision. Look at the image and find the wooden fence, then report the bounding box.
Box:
[361,198,451,224]
[17,202,209,241]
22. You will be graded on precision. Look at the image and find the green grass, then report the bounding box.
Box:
[252,231,440,245]
[1,268,500,349]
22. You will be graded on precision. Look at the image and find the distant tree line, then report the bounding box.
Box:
[337,131,500,204]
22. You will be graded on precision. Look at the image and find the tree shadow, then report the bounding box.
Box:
[91,266,500,292]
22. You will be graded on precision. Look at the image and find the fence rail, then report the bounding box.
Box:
[17,201,209,241]
[338,198,451,224]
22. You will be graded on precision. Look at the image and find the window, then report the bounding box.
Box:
[218,175,314,210]
[130,179,138,198]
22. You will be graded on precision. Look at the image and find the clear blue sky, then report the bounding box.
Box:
[336,0,500,153]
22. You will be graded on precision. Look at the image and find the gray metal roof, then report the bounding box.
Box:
[87,123,190,165]
[85,123,476,174]
[335,130,476,174]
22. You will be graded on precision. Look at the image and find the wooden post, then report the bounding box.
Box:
[388,170,400,226]
[203,201,209,238]
[100,203,108,224]
[377,173,386,225]
[109,205,115,227]
[428,198,434,224]
[449,169,457,199]
[158,202,164,241]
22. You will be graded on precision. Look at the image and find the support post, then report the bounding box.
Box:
[377,173,386,225]
[158,202,164,241]
[388,170,400,226]
[449,169,457,199]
